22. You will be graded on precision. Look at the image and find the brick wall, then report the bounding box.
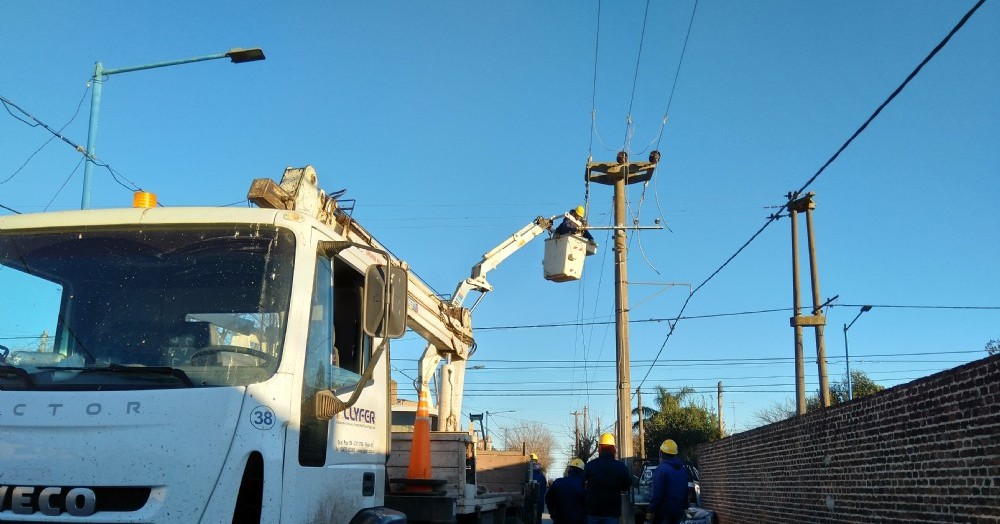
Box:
[697,354,999,523]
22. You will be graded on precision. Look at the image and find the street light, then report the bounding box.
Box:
[80,47,266,209]
[843,305,873,400]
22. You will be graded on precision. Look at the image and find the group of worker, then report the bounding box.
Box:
[533,433,690,524]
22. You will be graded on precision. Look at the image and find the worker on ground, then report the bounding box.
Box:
[646,439,689,524]
[583,433,632,524]
[546,458,587,524]
[555,206,595,243]
[530,453,547,524]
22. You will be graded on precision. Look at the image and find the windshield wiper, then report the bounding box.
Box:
[0,365,35,390]
[37,364,194,387]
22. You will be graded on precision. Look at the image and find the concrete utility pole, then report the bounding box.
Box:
[637,388,645,459]
[788,193,807,415]
[571,410,582,456]
[717,382,724,436]
[788,192,834,411]
[586,151,659,461]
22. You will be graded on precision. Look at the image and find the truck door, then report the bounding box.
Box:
[281,242,386,524]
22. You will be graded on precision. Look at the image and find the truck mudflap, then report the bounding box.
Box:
[350,507,408,524]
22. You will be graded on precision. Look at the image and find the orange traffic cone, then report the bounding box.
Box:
[406,386,432,491]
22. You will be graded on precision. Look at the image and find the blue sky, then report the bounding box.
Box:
[2,1,998,469]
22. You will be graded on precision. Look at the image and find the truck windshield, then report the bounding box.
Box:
[0,224,295,390]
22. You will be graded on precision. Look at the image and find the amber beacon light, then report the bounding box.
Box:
[132,191,157,208]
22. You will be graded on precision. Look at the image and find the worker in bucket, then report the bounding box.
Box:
[530,453,547,524]
[583,433,632,524]
[546,458,586,524]
[555,206,596,243]
[646,439,689,524]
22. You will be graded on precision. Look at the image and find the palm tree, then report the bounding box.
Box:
[631,386,695,430]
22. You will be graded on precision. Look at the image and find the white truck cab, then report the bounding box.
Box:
[0,178,408,523]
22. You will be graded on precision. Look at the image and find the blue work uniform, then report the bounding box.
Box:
[546,467,586,524]
[532,463,548,524]
[583,449,632,524]
[648,455,689,524]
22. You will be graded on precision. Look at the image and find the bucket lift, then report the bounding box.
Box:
[543,233,597,282]
[414,212,598,432]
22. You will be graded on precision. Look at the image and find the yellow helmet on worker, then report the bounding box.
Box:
[568,458,585,470]
[599,432,616,446]
[530,453,538,461]
[660,439,678,456]
[574,205,586,218]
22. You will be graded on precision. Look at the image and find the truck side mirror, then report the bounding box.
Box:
[363,264,408,338]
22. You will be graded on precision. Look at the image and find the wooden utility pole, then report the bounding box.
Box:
[637,388,645,459]
[586,151,659,461]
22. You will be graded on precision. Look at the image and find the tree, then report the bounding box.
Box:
[566,423,600,464]
[502,421,556,470]
[751,398,796,427]
[752,370,886,429]
[806,369,885,411]
[986,338,1000,356]
[633,386,720,463]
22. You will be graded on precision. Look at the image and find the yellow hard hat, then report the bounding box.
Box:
[530,453,538,460]
[568,458,585,470]
[660,439,678,455]
[599,432,616,446]
[574,205,586,218]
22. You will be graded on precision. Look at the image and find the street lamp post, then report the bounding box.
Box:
[81,48,265,209]
[843,305,873,401]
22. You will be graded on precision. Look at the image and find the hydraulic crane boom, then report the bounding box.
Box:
[425,214,568,431]
[451,215,557,311]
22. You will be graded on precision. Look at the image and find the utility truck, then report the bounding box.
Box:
[0,165,593,524]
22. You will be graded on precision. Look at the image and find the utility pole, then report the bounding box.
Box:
[586,150,660,461]
[717,382,724,436]
[788,192,831,409]
[571,410,582,456]
[637,388,645,459]
[804,195,830,408]
[787,192,807,415]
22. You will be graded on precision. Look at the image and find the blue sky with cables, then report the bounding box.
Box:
[2,1,998,469]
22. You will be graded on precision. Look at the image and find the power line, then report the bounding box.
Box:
[462,368,963,387]
[0,202,22,215]
[587,0,602,157]
[0,94,86,169]
[2,84,90,185]
[477,307,791,331]
[623,0,653,149]
[43,157,85,211]
[0,93,146,197]
[652,0,700,152]
[633,0,990,396]
[475,302,1000,331]
[473,349,986,365]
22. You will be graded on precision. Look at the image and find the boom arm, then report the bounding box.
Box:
[451,215,556,312]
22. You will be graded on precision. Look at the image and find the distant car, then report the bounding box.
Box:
[631,460,716,524]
